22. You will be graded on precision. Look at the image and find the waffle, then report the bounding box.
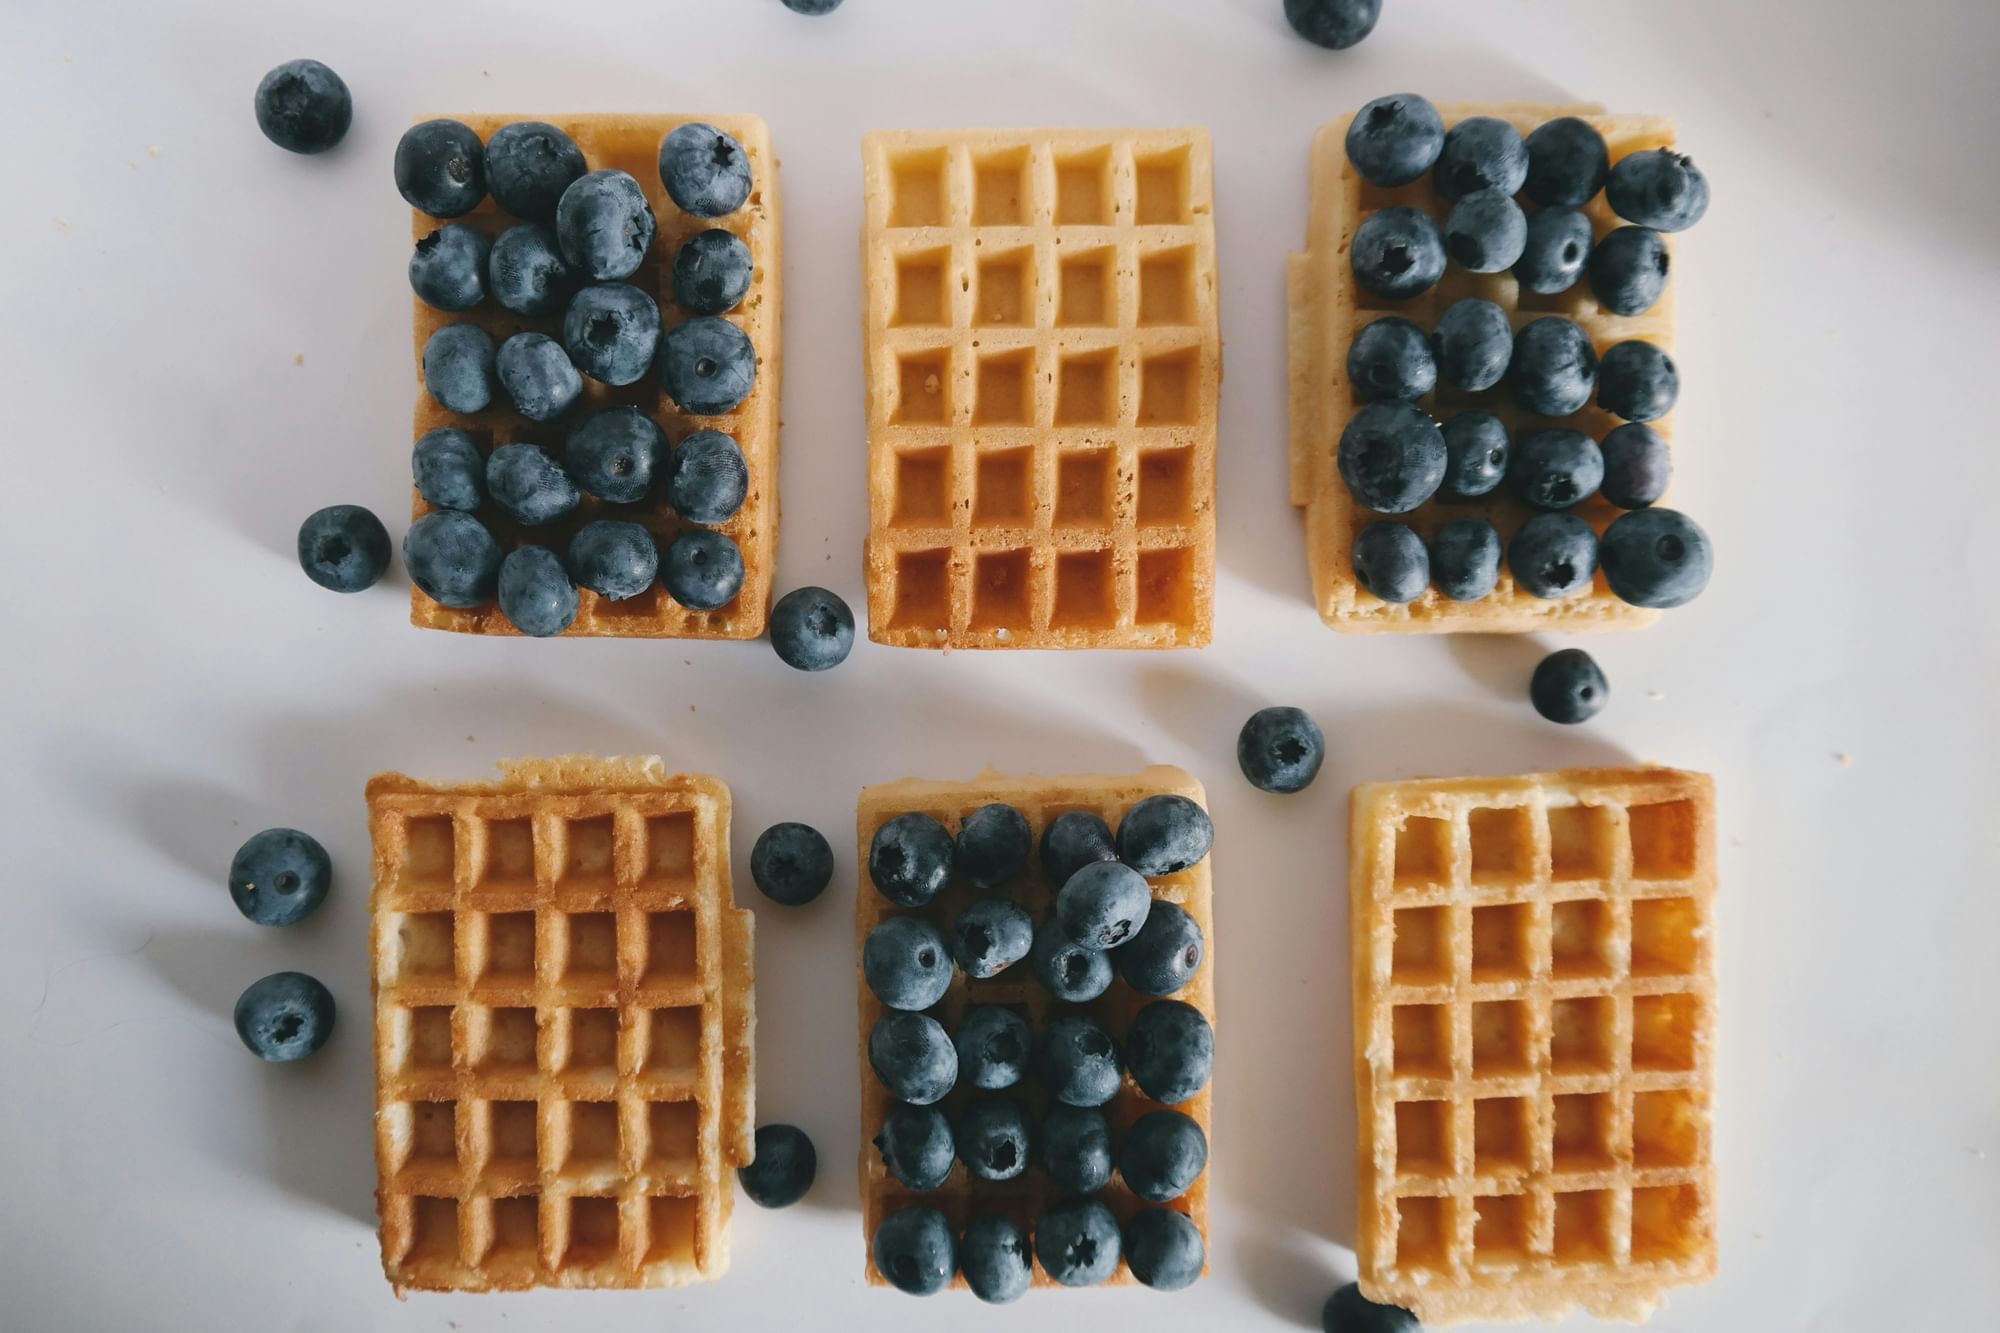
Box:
[1288,103,1678,633]
[1349,767,1716,1325]
[860,130,1221,649]
[855,767,1216,1287]
[409,114,782,639]
[366,756,755,1294]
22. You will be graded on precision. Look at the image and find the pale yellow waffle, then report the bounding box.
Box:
[410,114,782,639]
[855,767,1216,1287]
[1349,768,1716,1324]
[366,756,754,1294]
[860,130,1220,649]
[1288,104,1679,633]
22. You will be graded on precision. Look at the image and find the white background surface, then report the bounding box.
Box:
[4,0,1997,1328]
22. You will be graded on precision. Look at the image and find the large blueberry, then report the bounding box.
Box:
[1600,422,1672,509]
[1531,647,1609,724]
[659,123,753,218]
[422,323,497,414]
[297,504,389,593]
[872,1204,957,1295]
[253,59,351,155]
[738,1123,816,1208]
[1515,206,1594,294]
[666,430,749,524]
[228,828,332,926]
[1588,226,1671,316]
[952,803,1031,891]
[1347,316,1436,403]
[1439,412,1510,499]
[1117,794,1214,877]
[1433,116,1528,201]
[488,223,575,317]
[863,915,953,1012]
[234,971,335,1061]
[1596,340,1679,422]
[566,406,664,504]
[961,1214,1032,1305]
[660,529,745,610]
[1524,116,1610,207]
[749,822,833,906]
[1352,520,1429,604]
[497,545,578,637]
[1057,860,1153,950]
[1338,401,1447,513]
[1430,516,1503,602]
[673,228,754,315]
[950,897,1034,979]
[1039,1015,1123,1108]
[1430,298,1512,392]
[873,1102,954,1191]
[660,316,757,415]
[1350,207,1446,301]
[870,812,954,907]
[955,1098,1031,1181]
[1599,508,1711,608]
[769,586,855,672]
[1126,999,1215,1105]
[1283,0,1382,49]
[403,509,502,608]
[496,332,583,422]
[1039,810,1116,888]
[1508,511,1599,599]
[1511,427,1605,510]
[1126,1209,1206,1291]
[1510,317,1599,417]
[1444,187,1528,273]
[1042,1105,1114,1193]
[555,169,656,282]
[485,120,587,223]
[1235,706,1325,796]
[409,224,490,312]
[485,442,579,527]
[954,1005,1032,1090]
[1115,900,1207,996]
[868,1012,957,1105]
[566,519,658,601]
[1120,1109,1208,1203]
[563,283,662,386]
[1324,1282,1420,1332]
[394,119,486,218]
[1035,1197,1122,1287]
[1344,93,1444,187]
[1030,918,1112,1002]
[1606,149,1710,231]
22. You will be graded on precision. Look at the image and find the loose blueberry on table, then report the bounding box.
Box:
[228,827,332,926]
[1531,647,1610,724]
[234,971,335,1061]
[253,59,351,155]
[1237,705,1326,794]
[749,821,833,905]
[738,1123,816,1208]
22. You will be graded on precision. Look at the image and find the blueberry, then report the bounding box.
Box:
[956,1098,1031,1181]
[409,224,490,311]
[1039,810,1116,887]
[297,504,389,593]
[1120,1110,1208,1203]
[659,123,753,218]
[673,229,754,315]
[863,915,953,1011]
[784,0,845,12]
[566,406,665,504]
[1531,647,1609,724]
[961,1215,1032,1305]
[564,282,663,386]
[955,1004,1032,1090]
[228,828,331,926]
[497,545,579,636]
[1439,412,1510,499]
[488,224,575,317]
[1115,900,1206,996]
[235,971,335,1061]
[1236,705,1325,795]
[1126,999,1215,1105]
[1430,298,1512,392]
[1508,512,1599,599]
[1597,340,1679,422]
[666,430,749,524]
[661,529,745,610]
[1034,1197,1122,1288]
[874,1102,955,1190]
[1430,516,1503,602]
[868,1012,957,1105]
[394,119,486,218]
[565,519,658,601]
[1283,0,1381,49]
[1433,116,1528,202]
[1117,794,1215,877]
[872,1204,957,1295]
[413,427,485,511]
[660,316,758,415]
[1042,1104,1114,1193]
[1350,207,1446,301]
[496,331,583,422]
[485,121,587,223]
[403,510,502,608]
[954,805,1033,894]
[1510,317,1599,417]
[1600,507,1712,608]
[1125,1209,1206,1291]
[1030,918,1113,1002]
[485,442,580,527]
[1324,1282,1420,1332]
[1344,94,1445,187]
[1353,520,1429,604]
[1606,149,1710,231]
[1515,206,1594,294]
[1444,188,1528,273]
[950,898,1034,979]
[1058,860,1153,950]
[1039,1015,1123,1108]
[1346,317,1436,403]
[555,169,656,282]
[1511,427,1605,510]
[738,1123,816,1207]
[1588,226,1671,316]
[870,812,954,907]
[770,586,856,672]
[253,59,351,155]
[422,323,497,413]
[749,822,833,906]
[1600,423,1672,509]
[1524,116,1610,207]
[1338,401,1447,513]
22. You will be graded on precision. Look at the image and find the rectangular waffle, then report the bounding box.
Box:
[1288,103,1677,633]
[855,767,1216,1287]
[860,130,1220,649]
[1349,767,1716,1324]
[366,756,754,1293]
[409,114,782,639]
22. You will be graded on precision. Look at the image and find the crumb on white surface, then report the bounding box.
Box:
[1835,751,1854,767]
[1647,689,1665,701]
[293,353,304,366]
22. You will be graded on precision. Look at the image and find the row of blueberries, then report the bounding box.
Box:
[872,1198,1206,1298]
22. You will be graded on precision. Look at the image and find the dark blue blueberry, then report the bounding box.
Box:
[872,1205,957,1295]
[403,510,502,608]
[1236,706,1325,796]
[1596,340,1679,422]
[1030,918,1113,1002]
[1600,508,1712,608]
[1347,317,1436,403]
[413,427,485,511]
[864,915,953,1011]
[565,519,658,601]
[1508,511,1599,599]
[555,169,655,282]
[1344,93,1445,187]
[660,316,757,415]
[1126,999,1215,1105]
[1042,1105,1114,1194]
[1324,1282,1420,1332]
[1057,860,1153,950]
[950,898,1034,979]
[956,1098,1031,1181]
[666,430,749,524]
[409,224,490,312]
[1531,647,1609,724]
[1125,1209,1206,1291]
[954,804,1032,891]
[1511,427,1605,510]
[1434,116,1528,202]
[1525,116,1610,207]
[870,812,954,907]
[394,119,486,218]
[253,59,351,155]
[296,504,389,593]
[738,1123,816,1207]
[868,1012,958,1105]
[1510,317,1599,417]
[485,121,587,223]
[485,442,580,527]
[750,822,833,906]
[1516,206,1594,294]
[661,529,745,610]
[564,282,663,387]
[1350,207,1446,301]
[1444,188,1528,273]
[1440,412,1510,499]
[422,323,497,414]
[659,123,753,218]
[1338,401,1447,513]
[1039,810,1116,887]
[234,971,335,1061]
[228,828,331,926]
[1115,901,1206,996]
[1430,298,1512,392]
[673,229,754,315]
[565,406,664,504]
[1035,1197,1122,1288]
[488,223,575,317]
[783,0,845,12]
[873,1102,955,1191]
[1600,422,1672,509]
[1120,1110,1208,1203]
[1118,794,1215,877]
[495,332,583,423]
[1352,521,1429,604]
[954,1005,1032,1090]
[770,586,855,672]
[1039,1015,1123,1108]
[1283,0,1381,49]
[497,545,579,636]
[1588,225,1671,316]
[1430,516,1503,602]
[961,1215,1032,1305]
[1606,149,1710,231]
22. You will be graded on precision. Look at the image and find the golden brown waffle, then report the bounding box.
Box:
[1288,103,1678,633]
[366,756,754,1294]
[1349,767,1716,1325]
[860,130,1220,649]
[409,115,782,639]
[855,767,1216,1288]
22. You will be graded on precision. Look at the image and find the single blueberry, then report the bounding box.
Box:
[253,59,351,154]
[660,529,745,610]
[394,119,486,218]
[673,229,754,315]
[659,123,753,218]
[660,316,757,415]
[1029,917,1113,1003]
[1035,1197,1122,1288]
[488,223,575,317]
[1115,900,1207,996]
[954,1005,1032,1090]
[495,331,583,423]
[961,1214,1032,1305]
[1338,401,1447,513]
[868,1012,958,1105]
[554,169,656,282]
[1350,207,1446,300]
[422,323,497,414]
[1588,225,1671,316]
[413,427,485,511]
[953,804,1033,891]
[234,971,335,1061]
[1531,647,1609,725]
[770,586,856,672]
[1344,93,1445,187]
[1508,511,1599,599]
[1039,810,1117,888]
[497,545,579,637]
[1430,298,1512,392]
[228,828,332,926]
[1347,317,1437,402]
[1042,1104,1114,1194]
[666,430,749,524]
[1058,860,1153,950]
[1439,412,1510,499]
[955,1098,1031,1181]
[750,822,833,906]
[870,812,955,907]
[1237,706,1326,795]
[1434,116,1529,202]
[1599,508,1712,608]
[1120,1110,1208,1203]
[783,0,845,12]
[566,406,665,504]
[1510,316,1599,417]
[1126,1209,1206,1291]
[1516,206,1595,294]
[738,1123,816,1207]
[1324,1282,1420,1332]
[950,897,1035,979]
[564,282,663,386]
[1117,794,1215,877]
[872,1204,957,1295]
[1283,0,1381,49]
[1600,422,1672,509]
[566,519,658,601]
[1352,521,1429,604]
[409,224,490,312]
[1597,340,1679,422]
[1511,427,1605,510]
[1431,516,1503,602]
[1444,188,1528,273]
[1039,1015,1123,1108]
[484,121,587,223]
[874,1102,955,1191]
[297,504,389,593]
[1524,116,1610,207]
[1606,149,1710,231]
[1126,999,1216,1105]
[403,509,502,608]
[485,442,580,527]
[864,915,954,1011]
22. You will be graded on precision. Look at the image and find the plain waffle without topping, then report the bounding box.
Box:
[855,767,1215,1288]
[1288,104,1677,633]
[1349,767,1716,1324]
[860,130,1220,649]
[367,756,754,1294]
[409,114,781,639]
